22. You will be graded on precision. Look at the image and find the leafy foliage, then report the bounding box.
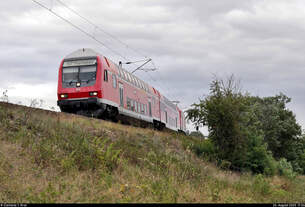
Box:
[277,158,296,179]
[187,75,303,175]
[248,95,302,160]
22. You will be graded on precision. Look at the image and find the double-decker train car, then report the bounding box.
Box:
[57,48,186,132]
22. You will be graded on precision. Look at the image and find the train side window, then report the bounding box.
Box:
[165,111,168,123]
[144,104,147,115]
[148,102,152,117]
[133,100,136,112]
[119,83,124,107]
[104,70,108,82]
[127,98,131,110]
[131,99,134,111]
[112,74,117,88]
[127,73,131,83]
[135,102,138,112]
[138,102,140,113]
[132,76,136,85]
[136,79,140,88]
[124,71,127,81]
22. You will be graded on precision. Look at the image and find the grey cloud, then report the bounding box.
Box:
[1,0,305,128]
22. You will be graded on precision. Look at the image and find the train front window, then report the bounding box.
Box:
[62,67,78,83]
[79,66,96,83]
[62,59,97,88]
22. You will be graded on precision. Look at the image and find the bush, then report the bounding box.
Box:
[244,134,277,176]
[253,174,271,195]
[219,160,231,170]
[191,139,216,161]
[277,158,296,179]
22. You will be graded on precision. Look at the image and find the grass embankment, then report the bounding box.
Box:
[0,102,304,203]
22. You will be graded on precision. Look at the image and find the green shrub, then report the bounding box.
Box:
[219,160,231,170]
[277,158,296,179]
[191,139,216,161]
[244,134,277,176]
[297,151,305,174]
[253,174,271,195]
[93,137,121,172]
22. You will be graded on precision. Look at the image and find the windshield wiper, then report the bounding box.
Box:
[68,80,77,85]
[80,79,92,84]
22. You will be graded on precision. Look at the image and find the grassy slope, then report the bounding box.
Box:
[0,102,304,203]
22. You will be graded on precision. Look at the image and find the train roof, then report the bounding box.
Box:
[64,48,101,59]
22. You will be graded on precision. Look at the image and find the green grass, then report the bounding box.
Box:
[0,102,305,203]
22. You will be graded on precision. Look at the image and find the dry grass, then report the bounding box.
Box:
[0,102,305,203]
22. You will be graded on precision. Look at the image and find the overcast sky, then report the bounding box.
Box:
[1,0,305,133]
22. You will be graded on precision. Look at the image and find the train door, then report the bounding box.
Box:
[119,83,124,107]
[148,101,152,117]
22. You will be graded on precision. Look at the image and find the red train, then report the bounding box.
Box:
[57,48,186,132]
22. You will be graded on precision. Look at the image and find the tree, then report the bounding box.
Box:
[187,75,282,174]
[187,75,256,170]
[248,94,302,160]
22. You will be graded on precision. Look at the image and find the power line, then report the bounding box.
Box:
[32,0,129,61]
[148,60,182,103]
[142,71,179,104]
[41,0,155,70]
[55,0,148,59]
[31,0,183,108]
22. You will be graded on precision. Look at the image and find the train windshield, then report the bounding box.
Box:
[62,59,97,88]
[79,66,96,82]
[62,67,78,83]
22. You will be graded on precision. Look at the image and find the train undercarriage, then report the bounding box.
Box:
[57,98,117,120]
[57,98,166,130]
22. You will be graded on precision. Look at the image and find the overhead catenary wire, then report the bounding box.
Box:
[32,0,129,61]
[55,0,155,71]
[31,0,183,107]
[55,0,148,59]
[142,71,180,105]
[147,60,182,104]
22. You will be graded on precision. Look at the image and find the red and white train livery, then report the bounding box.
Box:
[57,48,186,132]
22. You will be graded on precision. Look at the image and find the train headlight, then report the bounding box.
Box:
[76,82,81,87]
[60,94,68,98]
[89,91,98,96]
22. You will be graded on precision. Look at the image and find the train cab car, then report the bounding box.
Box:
[57,48,186,133]
[57,48,106,117]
